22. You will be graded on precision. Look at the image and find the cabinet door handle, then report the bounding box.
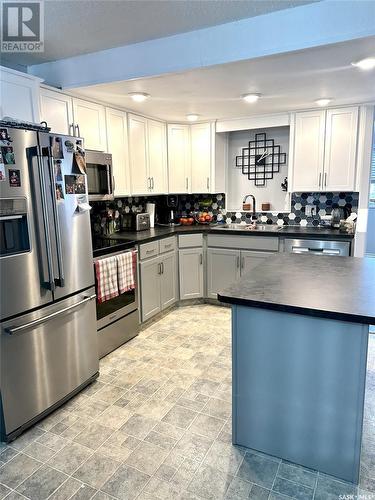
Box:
[206,177,210,190]
[200,254,203,265]
[236,256,240,268]
[186,177,188,190]
[69,123,74,135]
[75,124,81,137]
[324,172,327,187]
[241,256,244,269]
[318,173,322,189]
[157,263,162,275]
[151,177,154,190]
[147,177,151,190]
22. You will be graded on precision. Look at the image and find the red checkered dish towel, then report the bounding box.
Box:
[117,250,136,294]
[95,255,119,303]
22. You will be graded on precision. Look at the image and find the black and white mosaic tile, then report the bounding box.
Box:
[223,191,359,227]
[90,191,359,235]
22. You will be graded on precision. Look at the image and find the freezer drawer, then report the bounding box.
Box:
[0,288,98,441]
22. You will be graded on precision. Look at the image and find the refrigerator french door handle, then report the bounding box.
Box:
[44,148,65,287]
[5,294,96,335]
[35,150,56,291]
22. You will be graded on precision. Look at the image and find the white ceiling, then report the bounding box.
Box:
[3,0,318,67]
[73,36,375,122]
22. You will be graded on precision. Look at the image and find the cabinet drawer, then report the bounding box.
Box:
[159,236,176,254]
[178,233,203,248]
[139,241,159,260]
[207,234,279,251]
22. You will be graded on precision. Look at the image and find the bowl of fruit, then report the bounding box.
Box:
[179,216,195,225]
[195,211,213,225]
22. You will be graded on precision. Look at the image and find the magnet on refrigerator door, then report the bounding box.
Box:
[0,163,6,181]
[9,169,21,187]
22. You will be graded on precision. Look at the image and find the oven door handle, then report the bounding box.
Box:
[5,294,96,335]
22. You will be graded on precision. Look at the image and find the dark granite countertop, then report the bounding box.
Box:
[218,253,375,324]
[98,224,354,245]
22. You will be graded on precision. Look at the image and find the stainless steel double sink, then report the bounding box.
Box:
[211,224,283,232]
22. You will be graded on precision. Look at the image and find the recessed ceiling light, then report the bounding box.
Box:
[315,98,332,107]
[241,93,261,103]
[186,114,199,122]
[351,58,375,70]
[128,92,150,102]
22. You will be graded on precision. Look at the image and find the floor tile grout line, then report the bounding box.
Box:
[2,306,366,499]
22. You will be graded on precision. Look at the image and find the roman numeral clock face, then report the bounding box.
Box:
[235,132,287,186]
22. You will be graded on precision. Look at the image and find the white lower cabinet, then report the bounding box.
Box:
[160,251,178,310]
[207,248,240,299]
[241,250,274,275]
[139,256,161,322]
[179,248,204,300]
[139,251,177,322]
[207,248,273,298]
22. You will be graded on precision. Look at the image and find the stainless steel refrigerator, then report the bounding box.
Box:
[0,126,99,442]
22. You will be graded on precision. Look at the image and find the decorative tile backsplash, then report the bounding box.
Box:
[223,192,359,227]
[90,191,359,235]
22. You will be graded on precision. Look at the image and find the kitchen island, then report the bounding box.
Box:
[218,253,375,484]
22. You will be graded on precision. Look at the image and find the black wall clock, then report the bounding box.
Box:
[235,132,287,186]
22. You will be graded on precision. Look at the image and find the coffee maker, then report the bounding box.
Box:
[156,195,180,226]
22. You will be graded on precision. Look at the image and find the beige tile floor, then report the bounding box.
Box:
[0,305,375,500]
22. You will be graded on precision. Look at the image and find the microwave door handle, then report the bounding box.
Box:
[32,149,55,291]
[44,148,65,287]
[106,165,112,194]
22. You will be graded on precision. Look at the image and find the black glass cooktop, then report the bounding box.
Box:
[92,236,136,258]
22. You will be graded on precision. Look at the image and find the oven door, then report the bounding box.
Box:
[94,249,138,330]
[97,288,138,329]
[86,151,114,201]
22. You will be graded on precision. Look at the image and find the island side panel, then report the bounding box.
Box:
[232,305,369,484]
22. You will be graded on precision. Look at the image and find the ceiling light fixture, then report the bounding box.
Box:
[186,114,199,122]
[241,93,261,103]
[351,58,375,70]
[128,92,150,102]
[315,98,332,107]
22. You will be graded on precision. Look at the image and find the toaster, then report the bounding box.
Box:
[121,212,150,231]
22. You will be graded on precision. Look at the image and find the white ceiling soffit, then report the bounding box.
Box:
[72,37,375,122]
[3,0,318,67]
[28,0,375,89]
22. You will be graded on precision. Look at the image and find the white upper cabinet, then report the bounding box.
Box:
[167,124,191,193]
[128,114,149,195]
[292,110,326,192]
[291,107,359,192]
[147,119,167,194]
[0,67,41,123]
[323,107,358,191]
[72,98,107,151]
[191,122,212,193]
[128,114,168,195]
[106,107,130,197]
[40,88,74,135]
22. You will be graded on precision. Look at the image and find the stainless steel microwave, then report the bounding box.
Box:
[86,150,114,201]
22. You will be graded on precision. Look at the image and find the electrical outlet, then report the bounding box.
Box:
[305,205,314,216]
